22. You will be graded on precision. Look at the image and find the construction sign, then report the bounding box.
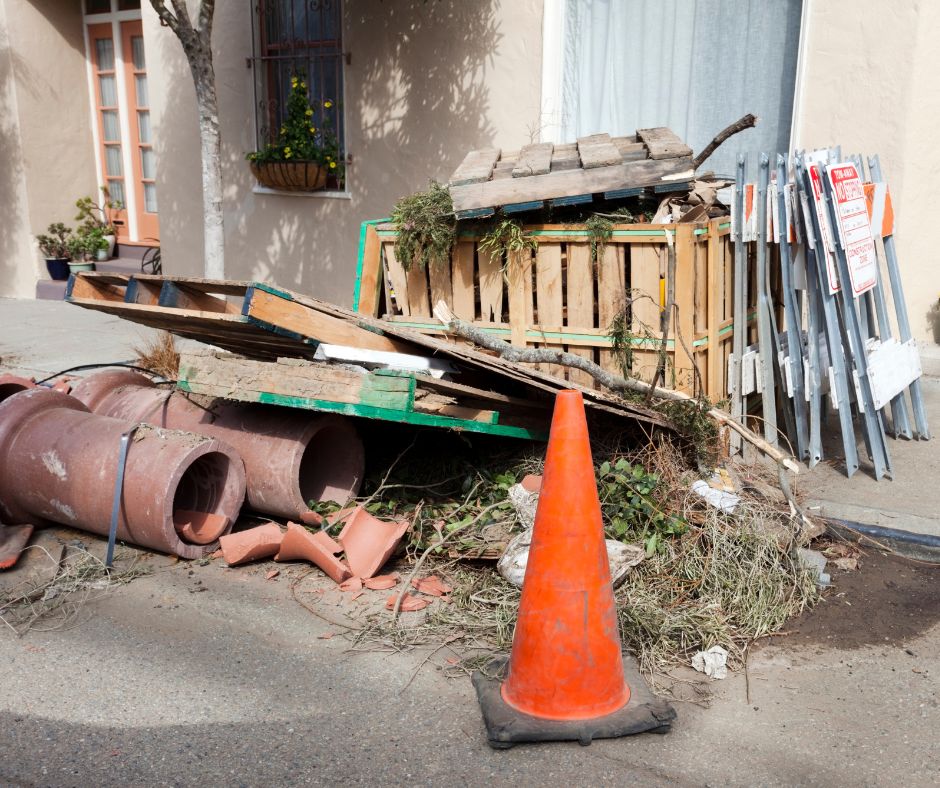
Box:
[807,163,841,294]
[864,181,896,239]
[826,163,878,297]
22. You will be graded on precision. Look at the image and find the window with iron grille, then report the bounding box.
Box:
[250,0,346,187]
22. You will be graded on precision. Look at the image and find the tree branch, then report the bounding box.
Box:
[198,0,215,37]
[432,300,799,474]
[149,0,179,33]
[692,113,759,171]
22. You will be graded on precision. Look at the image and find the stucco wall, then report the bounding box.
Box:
[145,0,544,306]
[0,0,97,298]
[794,0,940,342]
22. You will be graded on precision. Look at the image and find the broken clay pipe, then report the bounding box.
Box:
[218,522,284,566]
[274,522,352,583]
[70,370,365,518]
[335,506,410,579]
[0,388,246,559]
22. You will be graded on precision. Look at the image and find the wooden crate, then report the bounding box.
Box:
[353,219,734,399]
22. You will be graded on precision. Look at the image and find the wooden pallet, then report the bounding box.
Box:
[448,130,694,217]
[67,272,673,437]
[354,218,737,399]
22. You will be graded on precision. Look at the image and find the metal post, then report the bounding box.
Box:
[776,154,809,459]
[868,155,931,440]
[730,155,747,453]
[755,154,778,445]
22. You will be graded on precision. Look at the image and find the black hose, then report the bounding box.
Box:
[826,518,940,549]
[33,363,174,386]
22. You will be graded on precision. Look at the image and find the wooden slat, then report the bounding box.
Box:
[597,244,626,373]
[611,136,648,162]
[629,244,662,385]
[707,219,723,399]
[450,156,693,213]
[672,224,697,393]
[506,248,533,348]
[448,147,501,186]
[565,243,595,387]
[535,243,564,379]
[478,248,504,322]
[383,244,410,316]
[245,287,410,353]
[356,223,383,316]
[427,258,453,317]
[450,241,476,320]
[125,277,162,305]
[159,281,240,314]
[636,127,693,160]
[577,133,623,169]
[68,275,127,302]
[417,375,549,411]
[550,149,581,172]
[513,142,554,177]
[406,260,431,317]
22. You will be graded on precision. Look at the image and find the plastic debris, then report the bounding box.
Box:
[691,645,729,679]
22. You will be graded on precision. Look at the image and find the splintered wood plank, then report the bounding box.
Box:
[565,243,595,386]
[478,248,504,322]
[450,156,692,213]
[406,261,431,317]
[672,224,697,393]
[630,244,663,385]
[577,133,623,169]
[383,244,410,316]
[450,241,476,320]
[611,136,648,161]
[427,259,452,316]
[513,142,554,177]
[636,127,693,160]
[356,224,383,316]
[246,286,409,353]
[506,248,534,348]
[535,243,564,379]
[448,147,501,186]
[597,244,626,373]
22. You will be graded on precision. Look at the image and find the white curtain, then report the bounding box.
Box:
[557,0,803,175]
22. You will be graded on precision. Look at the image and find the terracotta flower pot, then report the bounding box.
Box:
[250,161,327,192]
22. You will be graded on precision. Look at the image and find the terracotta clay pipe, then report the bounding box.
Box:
[0,374,37,404]
[70,370,364,519]
[0,388,246,559]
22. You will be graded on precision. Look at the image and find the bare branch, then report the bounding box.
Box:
[432,300,799,473]
[198,0,215,37]
[148,0,180,33]
[692,113,759,171]
[168,0,194,32]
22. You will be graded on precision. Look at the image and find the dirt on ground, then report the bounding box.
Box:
[783,542,940,649]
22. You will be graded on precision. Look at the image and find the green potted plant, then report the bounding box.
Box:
[75,187,121,258]
[35,222,74,281]
[67,228,106,273]
[246,74,344,191]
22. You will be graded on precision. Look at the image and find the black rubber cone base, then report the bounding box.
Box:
[472,654,676,749]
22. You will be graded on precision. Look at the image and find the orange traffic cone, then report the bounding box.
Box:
[473,390,675,748]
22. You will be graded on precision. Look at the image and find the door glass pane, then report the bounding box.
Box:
[140,148,155,179]
[107,179,125,206]
[95,38,114,71]
[101,110,120,142]
[138,111,151,143]
[86,1,111,15]
[135,75,148,107]
[131,36,145,70]
[143,183,158,213]
[98,75,117,106]
[105,145,123,177]
[119,1,142,10]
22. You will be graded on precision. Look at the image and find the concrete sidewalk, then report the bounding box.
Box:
[1,296,939,786]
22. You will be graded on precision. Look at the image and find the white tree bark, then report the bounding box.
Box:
[150,0,224,279]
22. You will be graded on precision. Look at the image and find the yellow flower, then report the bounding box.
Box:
[290,77,298,88]
[284,146,292,159]
[279,126,286,135]
[329,161,337,169]
[309,126,316,133]
[305,108,313,117]
[301,81,306,89]
[324,100,333,108]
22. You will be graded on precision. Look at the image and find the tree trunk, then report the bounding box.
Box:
[196,83,224,279]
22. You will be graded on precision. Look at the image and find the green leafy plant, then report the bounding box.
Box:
[585,213,613,261]
[478,215,537,262]
[75,188,121,236]
[597,457,686,555]
[246,73,343,182]
[390,181,456,272]
[67,227,108,261]
[36,223,73,259]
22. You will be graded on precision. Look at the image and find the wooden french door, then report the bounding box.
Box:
[86,19,158,243]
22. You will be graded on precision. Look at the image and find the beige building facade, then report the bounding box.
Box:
[2,0,938,341]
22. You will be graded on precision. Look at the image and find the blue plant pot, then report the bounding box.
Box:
[45,258,70,281]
